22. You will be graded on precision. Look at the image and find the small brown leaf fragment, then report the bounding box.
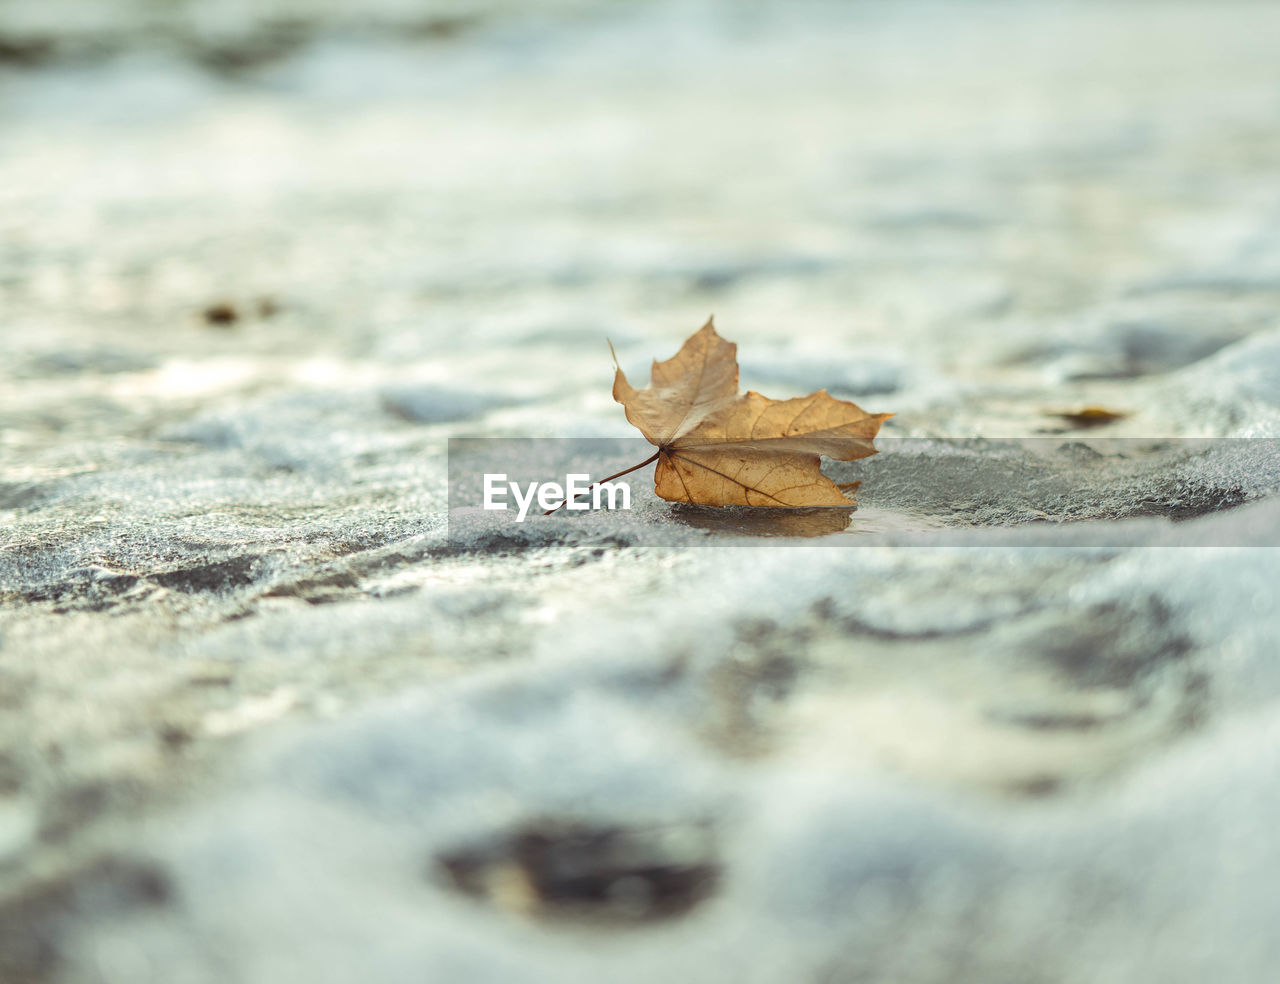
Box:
[202,301,239,326]
[614,318,892,507]
[1049,406,1128,428]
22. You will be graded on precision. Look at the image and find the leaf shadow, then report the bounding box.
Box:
[668,504,853,538]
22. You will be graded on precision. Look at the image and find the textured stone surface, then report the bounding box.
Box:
[2,1,1279,981]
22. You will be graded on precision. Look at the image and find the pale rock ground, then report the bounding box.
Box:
[1,1,1279,981]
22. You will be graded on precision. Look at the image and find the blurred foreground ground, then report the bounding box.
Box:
[2,1,1280,982]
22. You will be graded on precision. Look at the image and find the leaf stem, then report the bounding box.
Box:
[542,450,661,516]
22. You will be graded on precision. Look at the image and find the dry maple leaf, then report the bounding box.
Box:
[547,318,891,513]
